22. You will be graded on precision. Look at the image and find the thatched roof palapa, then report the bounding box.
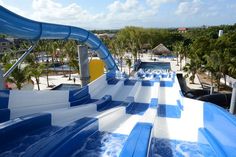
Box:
[151,43,171,55]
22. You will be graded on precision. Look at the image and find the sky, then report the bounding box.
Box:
[1,0,236,30]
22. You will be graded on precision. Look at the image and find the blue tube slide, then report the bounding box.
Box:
[0,6,118,71]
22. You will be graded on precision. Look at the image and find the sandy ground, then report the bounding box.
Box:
[31,73,81,90]
[23,53,202,90]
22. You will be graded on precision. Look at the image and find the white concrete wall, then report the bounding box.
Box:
[135,86,153,103]
[45,103,97,127]
[89,74,107,98]
[127,81,141,101]
[113,85,134,101]
[8,90,69,118]
[98,106,141,135]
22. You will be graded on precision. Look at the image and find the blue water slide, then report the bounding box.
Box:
[0,6,118,71]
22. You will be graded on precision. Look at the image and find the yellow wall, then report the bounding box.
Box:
[89,59,105,82]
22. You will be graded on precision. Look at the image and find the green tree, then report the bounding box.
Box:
[26,63,45,90]
[64,40,79,79]
[125,57,132,76]
[4,63,29,90]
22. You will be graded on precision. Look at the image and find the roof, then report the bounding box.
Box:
[177,27,187,31]
[152,43,171,55]
[0,38,11,43]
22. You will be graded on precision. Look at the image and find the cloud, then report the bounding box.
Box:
[108,0,139,12]
[106,0,156,22]
[146,0,175,9]
[1,1,27,17]
[175,0,202,16]
[1,0,234,29]
[30,0,157,29]
[31,0,99,28]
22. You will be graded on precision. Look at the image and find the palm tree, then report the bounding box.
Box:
[125,57,132,76]
[64,40,79,80]
[54,40,66,76]
[34,40,50,87]
[173,42,181,66]
[46,41,57,73]
[26,63,45,90]
[183,59,200,84]
[203,51,222,91]
[229,56,236,77]
[4,63,29,90]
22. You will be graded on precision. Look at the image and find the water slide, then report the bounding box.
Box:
[0,76,159,156]
[0,6,118,71]
[1,5,236,157]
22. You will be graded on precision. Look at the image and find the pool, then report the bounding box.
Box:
[49,64,76,71]
[52,84,81,90]
[138,62,171,71]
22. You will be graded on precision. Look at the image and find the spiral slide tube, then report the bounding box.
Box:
[0,6,118,71]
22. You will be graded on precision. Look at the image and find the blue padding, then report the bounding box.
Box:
[198,128,226,157]
[160,81,173,87]
[97,100,123,112]
[106,71,116,80]
[0,108,10,123]
[0,90,10,109]
[200,102,236,156]
[150,98,158,108]
[0,113,51,146]
[69,86,92,106]
[107,78,119,85]
[96,95,112,111]
[24,117,98,157]
[120,122,152,157]
[124,79,137,86]
[161,73,168,78]
[126,102,149,115]
[49,119,98,157]
[177,100,184,110]
[153,73,160,78]
[70,95,92,107]
[154,77,160,82]
[158,104,181,118]
[145,73,151,77]
[137,72,145,78]
[142,80,154,86]
[69,86,89,101]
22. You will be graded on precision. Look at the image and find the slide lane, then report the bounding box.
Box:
[134,81,159,103]
[149,100,215,157]
[72,82,160,156]
[41,82,159,156]
[0,102,126,156]
[1,78,157,156]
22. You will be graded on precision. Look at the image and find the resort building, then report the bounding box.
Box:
[151,43,172,56]
[177,27,188,33]
[0,38,12,55]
